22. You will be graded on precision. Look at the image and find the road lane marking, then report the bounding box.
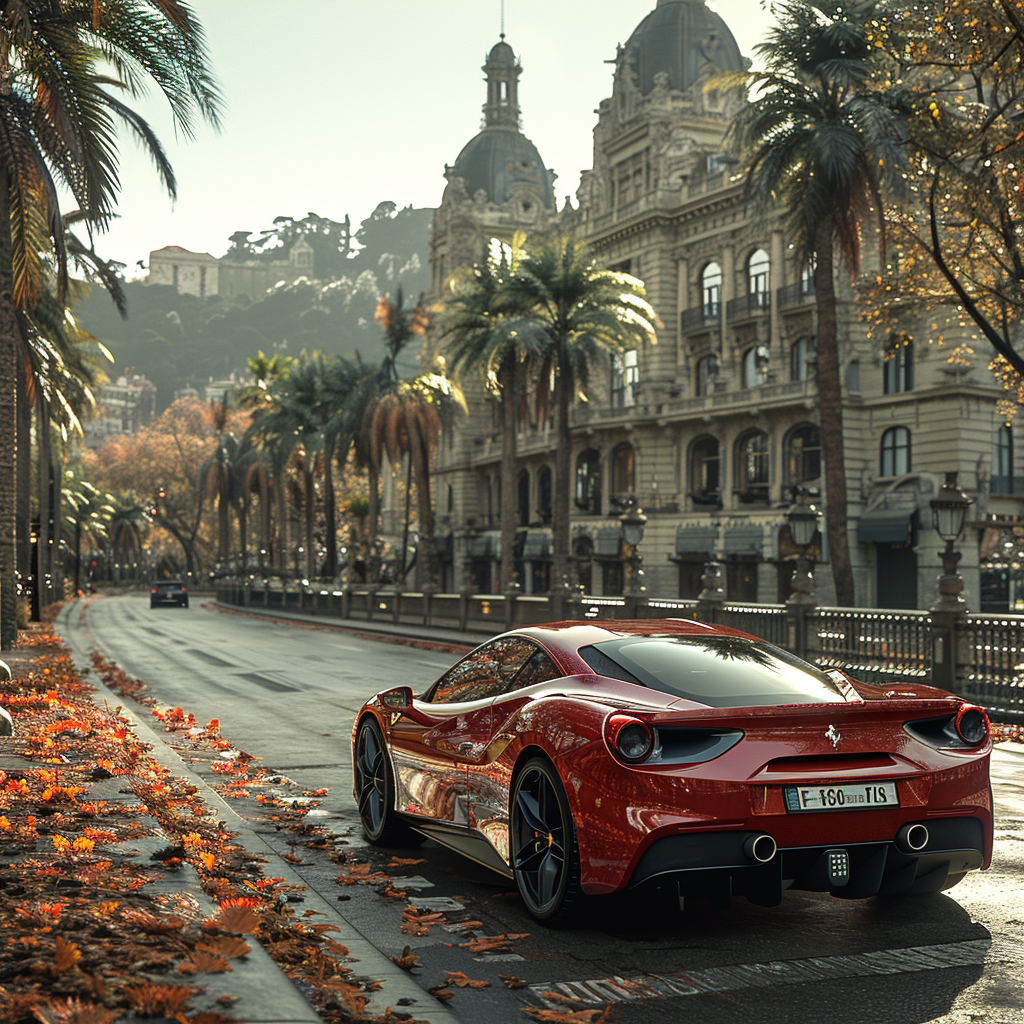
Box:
[527,939,996,1008]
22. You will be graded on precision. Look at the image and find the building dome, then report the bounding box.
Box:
[623,0,744,96]
[449,128,555,210]
[487,39,516,65]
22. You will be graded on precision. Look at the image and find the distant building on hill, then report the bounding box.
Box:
[84,371,157,447]
[146,237,315,299]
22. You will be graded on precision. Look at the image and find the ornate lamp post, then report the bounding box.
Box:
[619,497,648,598]
[930,471,973,612]
[786,490,821,606]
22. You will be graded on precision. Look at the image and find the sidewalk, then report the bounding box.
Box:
[0,619,458,1024]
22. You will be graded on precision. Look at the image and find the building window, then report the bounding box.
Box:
[880,426,911,477]
[791,336,812,382]
[610,443,635,506]
[536,465,552,524]
[575,449,601,515]
[737,430,770,500]
[748,249,770,308]
[517,469,530,528]
[743,345,769,388]
[786,424,821,486]
[800,260,815,298]
[884,341,914,394]
[696,354,718,396]
[611,349,638,408]
[993,425,1014,495]
[690,435,721,505]
[701,262,722,317]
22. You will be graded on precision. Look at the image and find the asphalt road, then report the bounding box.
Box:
[58,594,1024,1024]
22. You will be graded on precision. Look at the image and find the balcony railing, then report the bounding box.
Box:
[777,281,816,308]
[680,305,719,331]
[726,292,771,319]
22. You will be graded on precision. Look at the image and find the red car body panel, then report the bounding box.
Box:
[352,620,993,902]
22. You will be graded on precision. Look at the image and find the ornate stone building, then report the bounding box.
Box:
[430,0,1024,612]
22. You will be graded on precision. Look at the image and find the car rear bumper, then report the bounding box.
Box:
[625,817,986,903]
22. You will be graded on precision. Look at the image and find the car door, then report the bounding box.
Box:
[465,644,565,860]
[389,640,508,826]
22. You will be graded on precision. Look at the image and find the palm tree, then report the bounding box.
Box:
[0,0,220,646]
[437,240,540,591]
[736,0,904,606]
[370,291,463,588]
[504,235,657,588]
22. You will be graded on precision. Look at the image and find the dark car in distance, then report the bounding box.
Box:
[150,579,188,609]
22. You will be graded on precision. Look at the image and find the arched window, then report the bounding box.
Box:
[884,341,914,394]
[696,353,718,396]
[785,424,821,485]
[748,249,770,308]
[611,349,638,408]
[690,435,720,505]
[575,449,601,515]
[610,443,635,505]
[536,465,552,524]
[517,469,530,528]
[702,262,722,317]
[743,345,769,388]
[791,336,812,382]
[880,427,911,477]
[993,425,1013,495]
[736,430,770,500]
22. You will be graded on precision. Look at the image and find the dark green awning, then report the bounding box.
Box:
[722,524,763,555]
[523,529,551,559]
[675,524,718,555]
[595,527,622,557]
[858,511,912,544]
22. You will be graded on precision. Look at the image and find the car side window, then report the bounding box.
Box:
[428,637,539,704]
[509,649,562,691]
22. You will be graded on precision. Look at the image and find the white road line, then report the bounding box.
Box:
[527,939,999,1008]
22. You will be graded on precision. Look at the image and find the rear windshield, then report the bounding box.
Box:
[578,636,846,708]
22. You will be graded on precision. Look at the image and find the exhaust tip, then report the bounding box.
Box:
[744,832,778,863]
[896,823,929,853]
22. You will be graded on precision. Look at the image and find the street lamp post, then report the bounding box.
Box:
[930,471,973,613]
[786,490,821,606]
[619,497,648,608]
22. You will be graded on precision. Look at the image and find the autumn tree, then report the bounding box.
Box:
[867,0,1024,410]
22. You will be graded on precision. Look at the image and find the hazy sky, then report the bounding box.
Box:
[99,0,775,276]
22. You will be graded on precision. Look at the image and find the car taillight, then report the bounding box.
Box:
[605,713,655,764]
[182,587,188,593]
[955,705,989,746]
[151,589,157,594]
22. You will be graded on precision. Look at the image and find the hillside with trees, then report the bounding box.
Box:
[76,203,433,409]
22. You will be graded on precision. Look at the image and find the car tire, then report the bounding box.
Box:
[353,718,423,847]
[150,600,157,609]
[182,599,189,609]
[510,757,582,924]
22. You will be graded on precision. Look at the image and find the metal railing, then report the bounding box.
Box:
[216,583,1024,715]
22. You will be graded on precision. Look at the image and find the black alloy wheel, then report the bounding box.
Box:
[353,718,422,847]
[510,757,581,922]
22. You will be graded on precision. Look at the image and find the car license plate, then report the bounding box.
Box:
[784,781,898,812]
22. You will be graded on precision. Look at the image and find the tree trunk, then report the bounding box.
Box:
[36,401,51,610]
[367,460,381,583]
[323,444,337,577]
[498,358,519,592]
[814,216,855,606]
[16,350,30,607]
[274,464,288,573]
[0,170,19,647]
[217,474,229,564]
[399,452,412,585]
[409,417,437,590]
[551,358,572,589]
[304,463,314,580]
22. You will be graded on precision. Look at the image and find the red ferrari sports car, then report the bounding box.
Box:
[351,619,992,922]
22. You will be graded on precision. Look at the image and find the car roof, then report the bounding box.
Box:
[511,618,760,649]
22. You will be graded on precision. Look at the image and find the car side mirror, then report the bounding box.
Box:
[380,686,433,725]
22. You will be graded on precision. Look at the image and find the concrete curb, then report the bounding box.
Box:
[56,601,461,1024]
